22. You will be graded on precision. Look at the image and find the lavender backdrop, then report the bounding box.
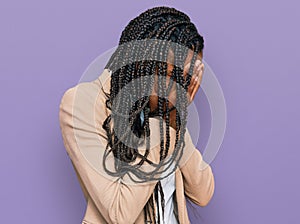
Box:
[1,0,299,223]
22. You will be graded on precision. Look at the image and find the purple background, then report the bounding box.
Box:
[1,0,299,223]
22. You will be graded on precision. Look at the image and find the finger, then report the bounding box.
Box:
[190,59,202,84]
[183,62,191,81]
[187,79,196,103]
[186,62,199,103]
[188,74,195,93]
[189,60,202,94]
[190,66,204,100]
[187,76,196,103]
[186,60,204,104]
[194,60,202,73]
[190,81,200,101]
[196,64,204,85]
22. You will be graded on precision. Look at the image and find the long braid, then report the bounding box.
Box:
[101,6,204,223]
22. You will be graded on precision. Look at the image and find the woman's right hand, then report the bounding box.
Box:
[185,59,205,105]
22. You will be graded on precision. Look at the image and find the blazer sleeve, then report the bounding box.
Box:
[59,86,158,224]
[180,148,215,207]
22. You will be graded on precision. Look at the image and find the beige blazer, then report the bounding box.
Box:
[59,69,215,224]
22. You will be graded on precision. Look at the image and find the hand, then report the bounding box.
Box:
[163,59,204,130]
[184,59,205,105]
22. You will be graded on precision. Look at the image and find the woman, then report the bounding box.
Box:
[59,6,214,224]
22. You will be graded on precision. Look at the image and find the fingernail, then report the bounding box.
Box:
[195,60,201,68]
[195,76,199,82]
[185,62,191,67]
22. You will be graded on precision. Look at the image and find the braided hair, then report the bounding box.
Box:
[102,6,204,223]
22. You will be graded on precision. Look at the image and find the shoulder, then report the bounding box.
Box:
[60,86,76,106]
[59,68,111,109]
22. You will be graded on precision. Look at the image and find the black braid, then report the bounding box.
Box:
[101,6,204,223]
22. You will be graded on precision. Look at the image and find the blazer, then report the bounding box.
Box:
[59,68,215,224]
